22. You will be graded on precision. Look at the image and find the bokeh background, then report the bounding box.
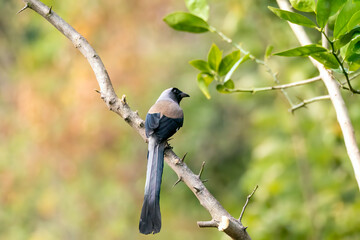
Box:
[1,0,360,239]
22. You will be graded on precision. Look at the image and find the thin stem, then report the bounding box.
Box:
[290,95,331,113]
[228,76,321,93]
[239,185,258,222]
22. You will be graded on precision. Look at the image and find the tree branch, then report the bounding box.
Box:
[290,95,330,113]
[227,75,321,94]
[239,185,258,222]
[20,0,252,239]
[276,0,360,191]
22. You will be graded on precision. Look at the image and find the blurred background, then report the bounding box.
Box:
[1,0,360,239]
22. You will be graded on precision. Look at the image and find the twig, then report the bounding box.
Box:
[276,0,360,191]
[227,75,321,93]
[321,25,329,49]
[290,95,331,113]
[239,185,258,222]
[20,1,252,239]
[197,220,218,228]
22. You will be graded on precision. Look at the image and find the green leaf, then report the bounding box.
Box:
[224,54,250,82]
[268,6,317,28]
[349,62,360,71]
[311,52,340,69]
[189,59,212,73]
[216,84,231,94]
[163,12,210,33]
[290,0,315,12]
[334,1,360,39]
[274,44,327,57]
[202,72,214,85]
[218,50,240,76]
[224,79,235,89]
[345,33,360,63]
[347,10,360,33]
[208,43,223,71]
[316,0,346,29]
[265,45,274,59]
[185,0,209,21]
[197,73,213,99]
[334,27,360,50]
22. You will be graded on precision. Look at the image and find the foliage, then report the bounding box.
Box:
[164,0,360,97]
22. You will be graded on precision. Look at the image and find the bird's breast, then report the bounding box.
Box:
[148,100,183,119]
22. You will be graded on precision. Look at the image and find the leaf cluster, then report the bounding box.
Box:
[189,44,250,99]
[164,0,360,97]
[270,0,360,72]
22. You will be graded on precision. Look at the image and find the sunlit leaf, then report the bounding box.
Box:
[316,0,346,29]
[189,59,212,73]
[349,61,360,71]
[345,33,360,65]
[218,50,240,76]
[163,12,210,33]
[274,44,327,57]
[197,73,213,99]
[216,84,231,93]
[268,6,317,28]
[290,0,315,12]
[334,1,360,39]
[334,27,360,50]
[185,0,209,21]
[265,45,274,59]
[208,43,222,71]
[202,72,214,85]
[224,79,235,89]
[224,54,250,82]
[347,10,360,33]
[311,52,340,69]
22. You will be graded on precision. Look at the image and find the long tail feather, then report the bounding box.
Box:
[139,137,165,234]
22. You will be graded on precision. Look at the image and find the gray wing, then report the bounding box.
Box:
[145,113,183,142]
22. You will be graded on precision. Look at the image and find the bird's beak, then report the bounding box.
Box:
[180,92,190,98]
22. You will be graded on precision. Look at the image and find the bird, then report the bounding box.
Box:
[139,87,189,235]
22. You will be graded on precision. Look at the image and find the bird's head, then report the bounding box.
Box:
[158,87,190,104]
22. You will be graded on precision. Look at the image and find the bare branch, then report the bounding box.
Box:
[198,216,232,232]
[198,220,218,228]
[290,95,331,113]
[227,76,321,94]
[276,0,360,191]
[20,0,251,239]
[239,185,258,222]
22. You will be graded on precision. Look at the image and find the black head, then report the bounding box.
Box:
[170,87,190,103]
